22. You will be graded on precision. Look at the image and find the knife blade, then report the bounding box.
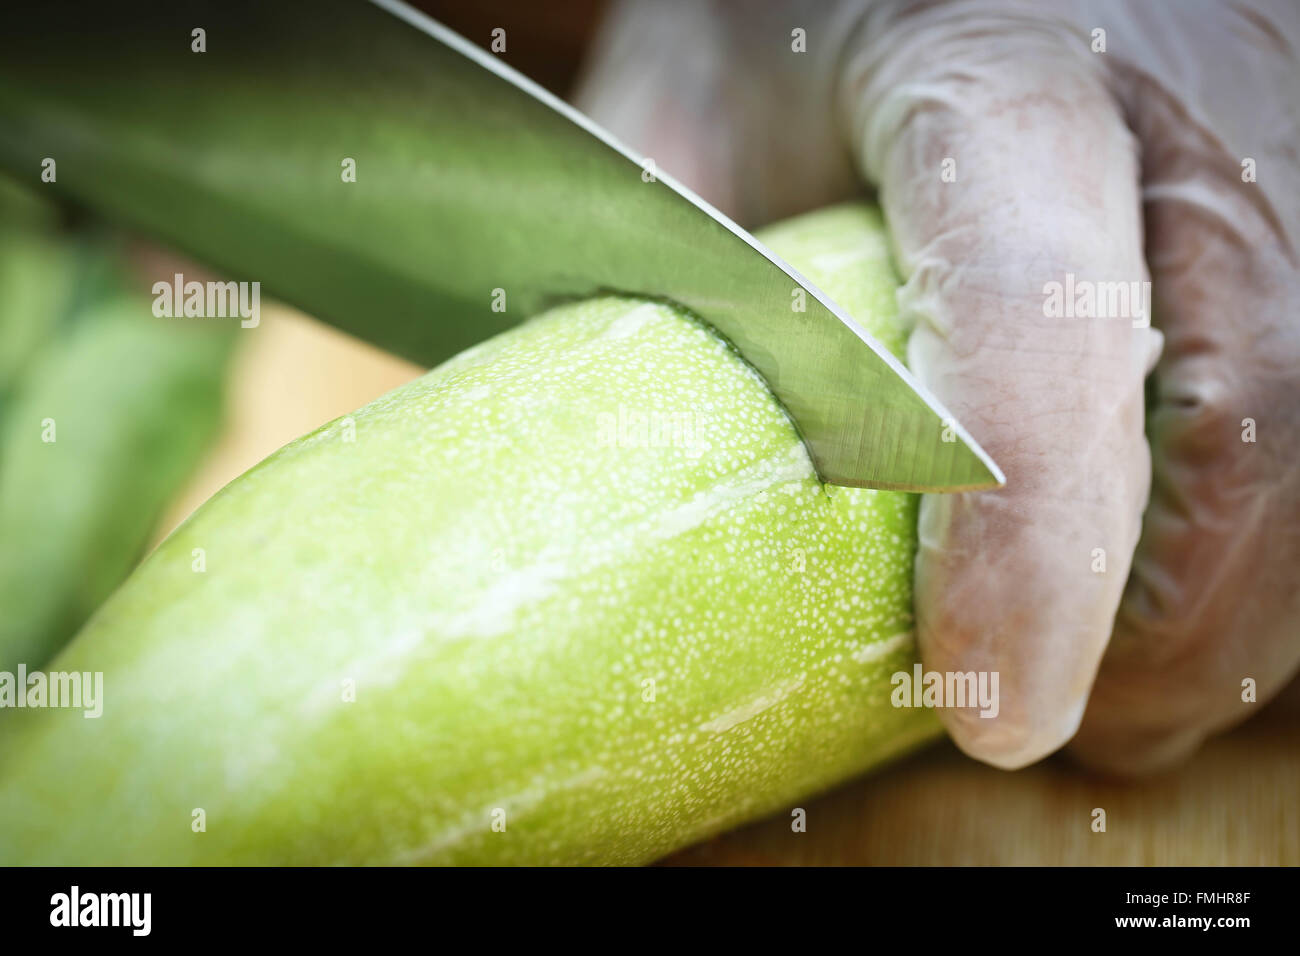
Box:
[0,0,1002,491]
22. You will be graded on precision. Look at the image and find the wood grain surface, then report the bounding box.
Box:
[155,305,1299,866]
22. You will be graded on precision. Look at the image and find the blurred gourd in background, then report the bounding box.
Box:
[0,175,235,673]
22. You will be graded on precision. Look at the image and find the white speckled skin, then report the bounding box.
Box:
[0,205,939,865]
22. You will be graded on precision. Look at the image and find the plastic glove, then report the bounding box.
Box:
[575,0,1300,772]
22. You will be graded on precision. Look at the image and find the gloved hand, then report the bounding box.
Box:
[575,0,1300,772]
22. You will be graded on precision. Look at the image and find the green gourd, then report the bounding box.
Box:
[0,204,941,865]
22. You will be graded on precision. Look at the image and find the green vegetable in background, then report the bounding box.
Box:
[0,204,942,865]
[0,177,236,673]
[0,178,67,410]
